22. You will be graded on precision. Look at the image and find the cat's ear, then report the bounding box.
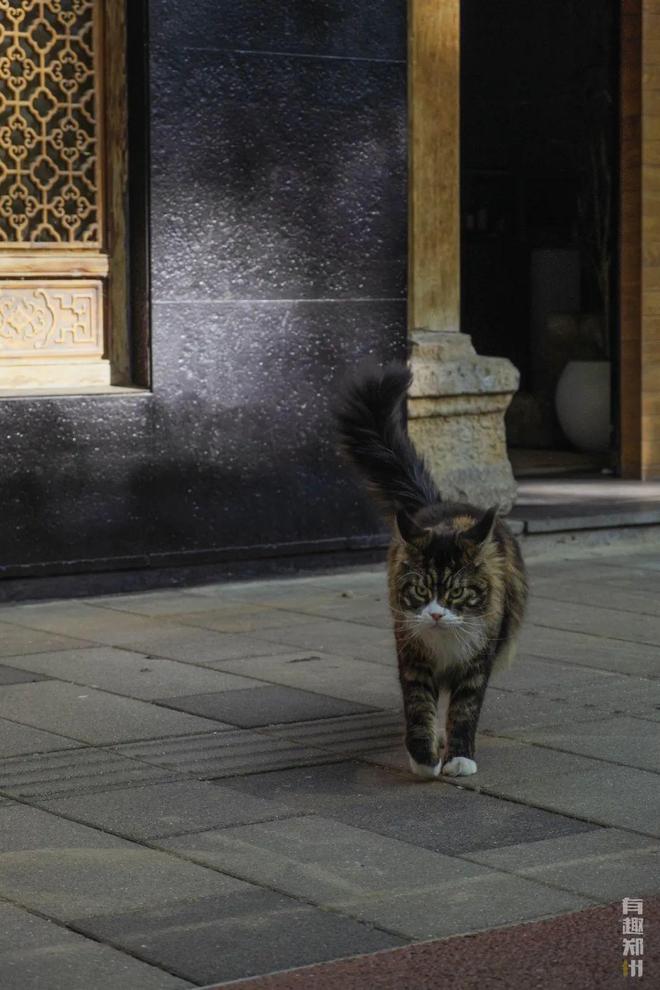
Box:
[395,509,427,545]
[464,506,498,546]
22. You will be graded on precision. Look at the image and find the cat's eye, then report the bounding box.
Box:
[407,581,430,604]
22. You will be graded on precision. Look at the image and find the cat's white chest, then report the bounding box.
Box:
[419,626,472,670]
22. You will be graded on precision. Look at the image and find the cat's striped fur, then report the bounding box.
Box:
[336,362,527,778]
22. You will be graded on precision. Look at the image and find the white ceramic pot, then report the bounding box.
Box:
[555,360,611,453]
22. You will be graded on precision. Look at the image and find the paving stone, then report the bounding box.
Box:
[468,828,660,902]
[208,587,373,613]
[591,550,660,572]
[187,570,384,604]
[210,651,401,708]
[480,689,607,734]
[506,714,660,771]
[0,681,226,744]
[0,803,251,921]
[92,589,250,616]
[260,619,396,666]
[1,646,262,700]
[74,889,404,986]
[532,579,660,617]
[263,595,391,629]
[490,656,620,695]
[114,625,296,665]
[0,901,191,990]
[221,760,598,856]
[560,675,660,718]
[340,873,590,939]
[262,711,405,756]
[0,620,91,658]
[526,597,660,647]
[306,569,387,593]
[38,779,298,839]
[187,576,334,600]
[471,759,660,836]
[1,603,169,646]
[159,816,587,940]
[0,663,49,685]
[157,684,376,727]
[519,624,660,678]
[0,718,83,758]
[167,604,315,635]
[0,747,175,799]
[158,814,487,902]
[363,735,604,791]
[114,728,339,778]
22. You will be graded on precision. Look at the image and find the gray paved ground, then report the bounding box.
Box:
[0,546,659,987]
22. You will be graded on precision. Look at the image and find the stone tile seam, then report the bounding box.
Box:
[149,694,381,720]
[191,899,627,990]
[0,891,200,988]
[530,590,660,619]
[147,821,601,938]
[108,642,315,667]
[110,728,354,758]
[521,650,660,680]
[0,707,236,747]
[524,620,660,651]
[486,731,660,777]
[179,46,407,66]
[0,711,92,748]
[0,616,103,657]
[425,773,660,843]
[465,840,660,875]
[11,790,314,842]
[185,804,613,911]
[74,830,411,943]
[0,644,398,710]
[0,664,373,713]
[5,650,657,728]
[152,295,407,305]
[207,649,398,673]
[0,627,95,652]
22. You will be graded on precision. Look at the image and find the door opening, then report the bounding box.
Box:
[460,0,619,478]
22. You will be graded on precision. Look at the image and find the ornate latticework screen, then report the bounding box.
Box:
[0,0,124,389]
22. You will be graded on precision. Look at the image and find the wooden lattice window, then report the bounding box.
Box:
[0,0,130,390]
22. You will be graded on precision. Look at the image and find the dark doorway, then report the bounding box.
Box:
[460,0,619,477]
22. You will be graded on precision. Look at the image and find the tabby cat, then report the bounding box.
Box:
[335,363,527,778]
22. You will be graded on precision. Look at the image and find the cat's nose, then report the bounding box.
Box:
[431,612,442,622]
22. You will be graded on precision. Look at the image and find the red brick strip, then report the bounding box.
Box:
[206,898,659,990]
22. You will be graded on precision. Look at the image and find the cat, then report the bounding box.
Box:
[335,362,527,779]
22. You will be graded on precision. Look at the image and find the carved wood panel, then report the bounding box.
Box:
[0,0,102,249]
[0,0,124,389]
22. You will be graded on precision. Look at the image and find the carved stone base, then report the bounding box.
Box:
[408,330,519,512]
[0,359,111,390]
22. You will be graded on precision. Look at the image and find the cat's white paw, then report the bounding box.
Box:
[442,756,477,777]
[408,754,442,779]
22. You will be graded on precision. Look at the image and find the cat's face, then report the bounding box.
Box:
[394,534,492,655]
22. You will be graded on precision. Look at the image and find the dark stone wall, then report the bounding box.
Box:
[0,1,407,587]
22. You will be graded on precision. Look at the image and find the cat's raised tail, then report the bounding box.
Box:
[334,362,440,517]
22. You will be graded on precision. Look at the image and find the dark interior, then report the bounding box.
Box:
[460,0,619,475]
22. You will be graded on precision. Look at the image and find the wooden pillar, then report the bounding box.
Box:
[620,0,660,478]
[408,0,460,333]
[407,0,519,510]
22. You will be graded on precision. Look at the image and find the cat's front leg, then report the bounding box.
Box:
[400,666,442,778]
[442,668,489,777]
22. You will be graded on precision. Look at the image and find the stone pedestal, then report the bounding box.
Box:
[408,331,519,512]
[406,2,519,512]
